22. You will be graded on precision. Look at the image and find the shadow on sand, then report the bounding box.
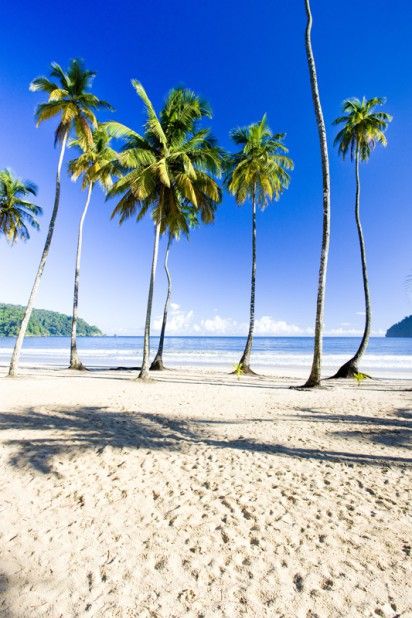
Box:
[290,407,412,451]
[0,404,411,475]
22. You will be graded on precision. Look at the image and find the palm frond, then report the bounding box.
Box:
[31,59,112,147]
[226,117,293,208]
[132,80,168,149]
[0,169,42,243]
[333,96,392,161]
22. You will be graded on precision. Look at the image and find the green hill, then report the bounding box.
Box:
[386,315,412,337]
[0,303,103,337]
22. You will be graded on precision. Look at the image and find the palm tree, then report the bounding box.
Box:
[0,169,42,243]
[150,206,209,371]
[108,83,222,380]
[302,0,331,388]
[149,231,174,371]
[225,115,293,375]
[331,97,392,378]
[8,58,111,377]
[68,125,117,370]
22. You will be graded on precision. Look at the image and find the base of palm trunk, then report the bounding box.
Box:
[7,368,17,378]
[137,368,152,381]
[329,360,361,379]
[68,361,87,371]
[231,362,258,376]
[292,378,322,389]
[150,357,167,371]
[293,368,323,388]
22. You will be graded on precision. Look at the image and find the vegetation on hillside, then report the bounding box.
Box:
[0,304,102,337]
[386,316,412,338]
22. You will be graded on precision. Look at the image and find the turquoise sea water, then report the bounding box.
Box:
[0,336,411,378]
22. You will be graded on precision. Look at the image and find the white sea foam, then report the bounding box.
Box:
[0,338,411,377]
[0,351,411,371]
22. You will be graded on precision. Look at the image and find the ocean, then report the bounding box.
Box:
[0,336,411,378]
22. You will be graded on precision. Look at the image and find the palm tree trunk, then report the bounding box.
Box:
[238,191,257,375]
[69,182,93,370]
[332,151,371,378]
[138,220,161,380]
[150,233,172,371]
[302,0,331,388]
[8,130,69,377]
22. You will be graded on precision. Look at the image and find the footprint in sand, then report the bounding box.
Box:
[293,573,304,592]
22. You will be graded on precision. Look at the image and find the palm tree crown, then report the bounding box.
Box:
[30,58,112,146]
[107,82,223,233]
[333,97,392,161]
[0,169,42,243]
[225,114,293,206]
[69,124,117,191]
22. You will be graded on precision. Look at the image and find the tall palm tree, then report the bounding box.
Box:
[225,115,293,375]
[149,231,175,371]
[8,59,111,377]
[108,83,222,380]
[68,125,117,370]
[302,0,331,388]
[0,169,42,243]
[150,206,210,371]
[331,97,392,378]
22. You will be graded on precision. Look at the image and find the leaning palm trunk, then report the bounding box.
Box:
[69,182,93,370]
[150,233,172,371]
[332,151,371,377]
[238,193,257,375]
[138,220,161,380]
[8,131,69,377]
[302,0,331,388]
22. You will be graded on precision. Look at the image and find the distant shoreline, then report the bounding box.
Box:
[0,334,392,339]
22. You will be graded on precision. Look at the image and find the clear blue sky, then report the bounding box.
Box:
[1,0,411,336]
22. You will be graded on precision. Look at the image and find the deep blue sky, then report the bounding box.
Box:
[1,0,411,336]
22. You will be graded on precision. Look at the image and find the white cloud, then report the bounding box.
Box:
[108,304,386,338]
[199,315,237,334]
[152,304,312,336]
[153,304,194,333]
[325,327,363,336]
[324,326,385,336]
[254,315,313,336]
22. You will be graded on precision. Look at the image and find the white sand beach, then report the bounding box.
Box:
[0,368,411,617]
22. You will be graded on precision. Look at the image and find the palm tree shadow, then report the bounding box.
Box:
[1,405,411,475]
[0,571,13,618]
[292,407,412,451]
[0,407,195,474]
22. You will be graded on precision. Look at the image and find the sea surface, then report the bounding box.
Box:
[0,336,411,378]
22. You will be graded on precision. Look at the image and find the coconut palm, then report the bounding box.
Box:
[149,232,175,371]
[68,125,117,370]
[331,97,392,378]
[302,0,331,388]
[108,82,222,380]
[150,206,210,371]
[225,115,293,375]
[0,169,42,243]
[8,58,111,377]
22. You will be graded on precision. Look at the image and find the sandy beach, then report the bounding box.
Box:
[0,367,411,617]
